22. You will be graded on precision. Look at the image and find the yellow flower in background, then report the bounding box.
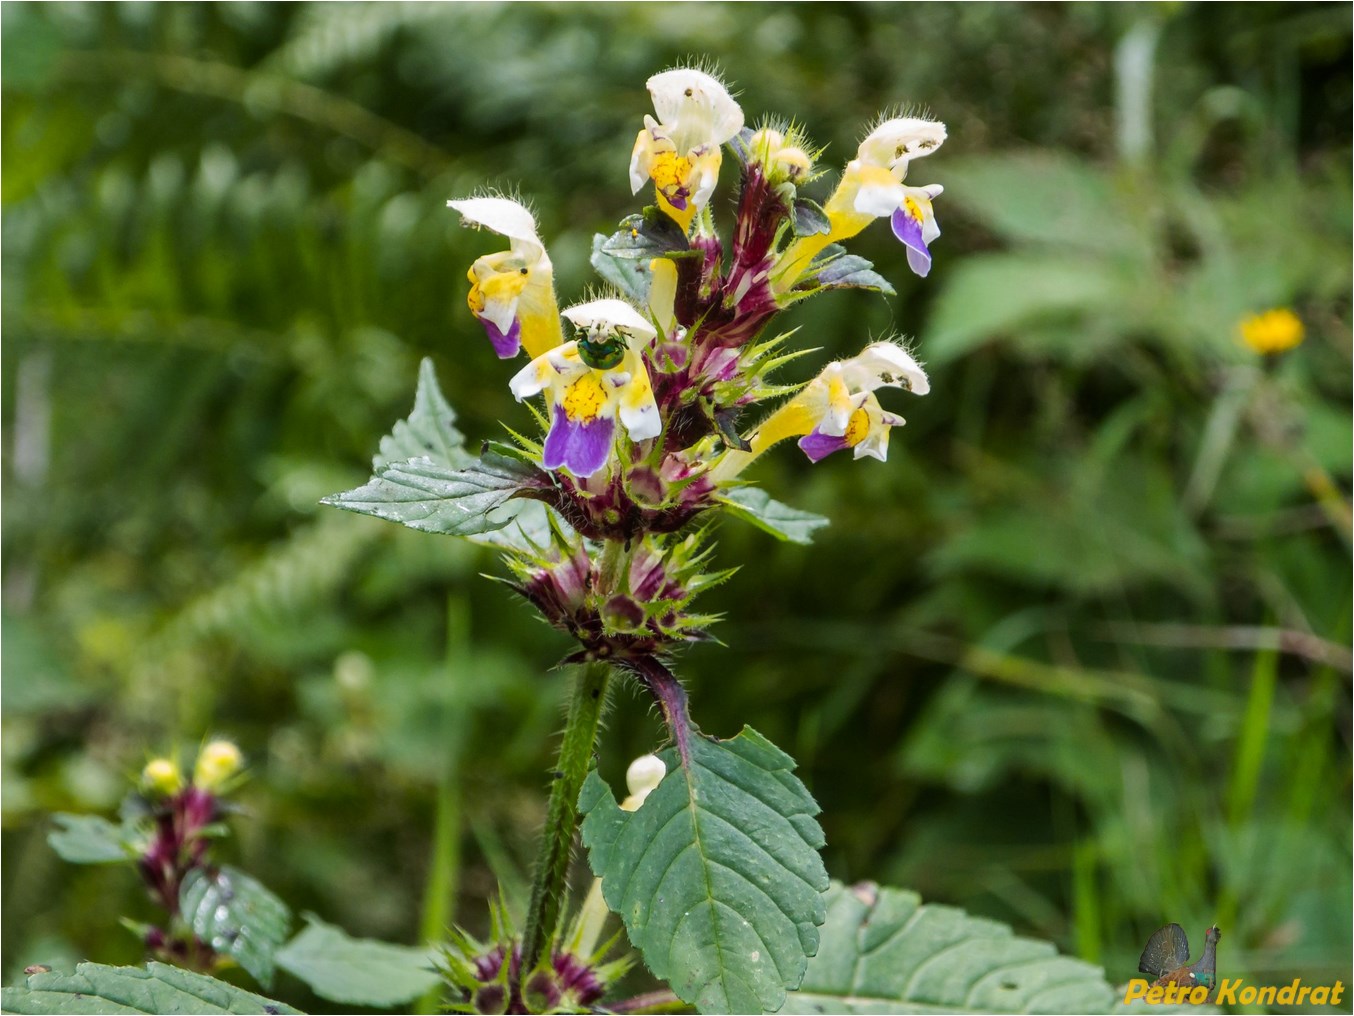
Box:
[1239,308,1304,355]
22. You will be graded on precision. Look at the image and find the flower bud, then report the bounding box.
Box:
[193,740,243,792]
[749,127,814,186]
[141,757,183,797]
[621,754,666,811]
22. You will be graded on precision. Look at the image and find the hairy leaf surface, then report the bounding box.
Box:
[274,915,439,1008]
[324,361,560,547]
[600,207,691,260]
[180,867,291,988]
[718,487,830,545]
[321,452,549,538]
[780,882,1208,1014]
[373,357,470,471]
[48,814,135,865]
[580,726,830,1014]
[0,961,301,1015]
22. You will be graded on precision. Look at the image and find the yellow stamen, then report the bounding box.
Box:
[562,372,608,422]
[843,407,870,447]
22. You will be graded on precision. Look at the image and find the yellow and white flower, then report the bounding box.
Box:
[509,299,661,477]
[448,196,564,359]
[629,68,744,229]
[712,341,928,478]
[778,117,947,287]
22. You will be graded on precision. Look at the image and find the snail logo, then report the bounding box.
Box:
[1124,923,1345,1006]
[1138,923,1220,997]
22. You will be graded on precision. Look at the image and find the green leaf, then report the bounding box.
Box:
[1,961,301,1014]
[579,726,830,1015]
[179,867,291,988]
[926,252,1131,364]
[780,882,1208,1014]
[796,247,895,296]
[591,233,652,305]
[274,915,439,1008]
[791,198,830,238]
[600,207,691,260]
[373,358,470,471]
[48,814,135,865]
[718,487,830,545]
[942,153,1146,257]
[321,451,550,538]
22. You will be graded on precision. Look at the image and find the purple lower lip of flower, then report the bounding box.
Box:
[798,429,850,463]
[665,189,689,211]
[543,403,614,477]
[479,315,522,358]
[890,205,932,278]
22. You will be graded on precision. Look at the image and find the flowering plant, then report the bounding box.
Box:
[321,66,945,1013]
[4,60,1240,1016]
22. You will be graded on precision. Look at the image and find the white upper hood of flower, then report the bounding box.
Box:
[646,68,744,155]
[835,341,930,396]
[562,298,658,343]
[857,117,947,176]
[447,197,547,263]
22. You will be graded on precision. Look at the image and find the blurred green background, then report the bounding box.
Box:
[3,2,1350,1011]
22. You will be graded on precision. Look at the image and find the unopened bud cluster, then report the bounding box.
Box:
[135,740,245,966]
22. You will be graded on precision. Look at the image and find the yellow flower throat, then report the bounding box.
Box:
[651,151,694,195]
[562,372,608,422]
[844,408,869,447]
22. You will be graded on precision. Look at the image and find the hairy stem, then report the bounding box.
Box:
[519,659,612,975]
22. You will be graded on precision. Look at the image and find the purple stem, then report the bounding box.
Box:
[619,655,693,768]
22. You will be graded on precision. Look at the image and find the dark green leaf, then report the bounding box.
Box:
[580,726,830,1014]
[180,867,291,988]
[591,233,652,305]
[780,882,1210,1014]
[47,814,135,865]
[718,487,829,545]
[274,915,439,1008]
[791,198,830,238]
[809,253,895,294]
[600,207,691,260]
[0,961,301,1014]
[374,358,470,471]
[321,451,551,538]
